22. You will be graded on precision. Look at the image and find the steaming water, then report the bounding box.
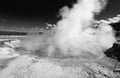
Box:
[20,0,116,61]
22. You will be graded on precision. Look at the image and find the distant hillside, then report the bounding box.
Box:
[0,30,44,35]
[110,21,120,31]
[0,31,27,35]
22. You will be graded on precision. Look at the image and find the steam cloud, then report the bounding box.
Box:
[20,0,116,61]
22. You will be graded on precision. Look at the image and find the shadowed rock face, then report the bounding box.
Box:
[105,43,120,61]
[0,55,119,78]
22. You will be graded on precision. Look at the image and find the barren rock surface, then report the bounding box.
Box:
[0,55,119,78]
[0,39,119,78]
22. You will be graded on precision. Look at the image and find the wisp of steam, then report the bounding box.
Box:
[20,0,116,61]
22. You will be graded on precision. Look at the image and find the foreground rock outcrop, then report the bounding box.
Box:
[0,55,119,78]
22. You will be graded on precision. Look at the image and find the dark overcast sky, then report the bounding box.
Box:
[0,0,119,31]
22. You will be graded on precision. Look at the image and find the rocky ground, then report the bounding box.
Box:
[0,38,119,78]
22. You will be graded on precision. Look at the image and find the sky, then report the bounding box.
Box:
[0,0,120,31]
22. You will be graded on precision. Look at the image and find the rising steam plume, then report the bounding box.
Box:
[20,0,116,61]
